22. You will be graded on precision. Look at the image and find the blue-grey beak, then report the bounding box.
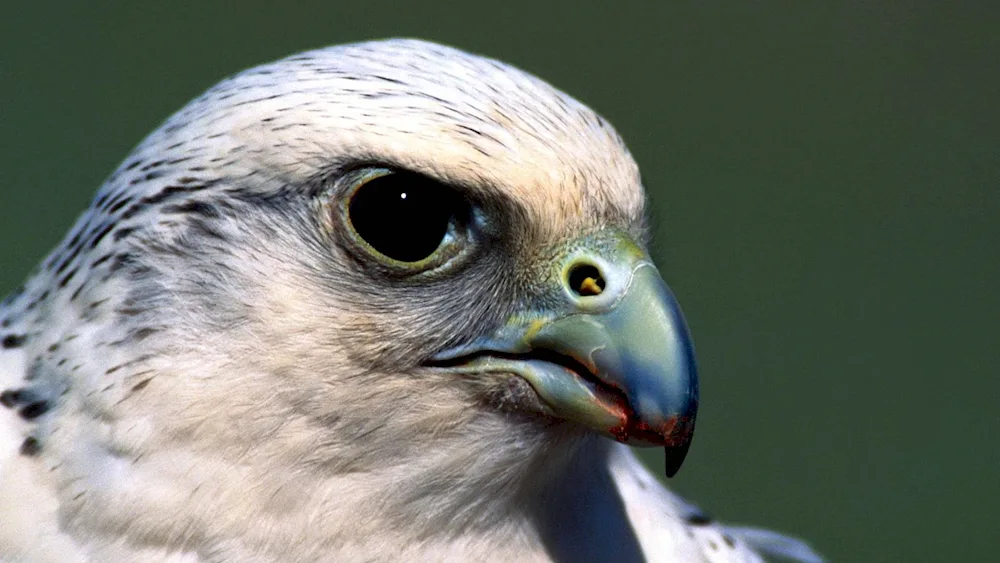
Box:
[431,233,698,477]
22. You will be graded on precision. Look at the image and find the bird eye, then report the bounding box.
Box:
[344,169,468,266]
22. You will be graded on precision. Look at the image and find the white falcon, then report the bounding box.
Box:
[0,39,822,562]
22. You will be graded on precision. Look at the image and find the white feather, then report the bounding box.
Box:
[0,38,820,562]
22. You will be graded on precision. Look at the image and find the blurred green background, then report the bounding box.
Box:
[1,3,997,561]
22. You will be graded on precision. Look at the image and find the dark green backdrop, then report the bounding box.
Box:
[1,3,996,561]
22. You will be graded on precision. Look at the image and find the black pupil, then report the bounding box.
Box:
[348,173,458,262]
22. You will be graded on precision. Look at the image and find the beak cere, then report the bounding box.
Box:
[430,232,699,477]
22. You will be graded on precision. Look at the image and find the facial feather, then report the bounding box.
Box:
[0,38,650,560]
[0,38,822,563]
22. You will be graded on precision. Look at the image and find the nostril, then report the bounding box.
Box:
[568,263,606,297]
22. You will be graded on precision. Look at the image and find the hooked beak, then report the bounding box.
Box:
[430,233,699,477]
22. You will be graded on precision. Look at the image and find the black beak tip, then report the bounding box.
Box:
[663,441,692,478]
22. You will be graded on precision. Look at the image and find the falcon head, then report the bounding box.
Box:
[6,39,698,547]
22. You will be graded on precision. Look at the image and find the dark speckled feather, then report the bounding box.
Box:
[0,39,821,562]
